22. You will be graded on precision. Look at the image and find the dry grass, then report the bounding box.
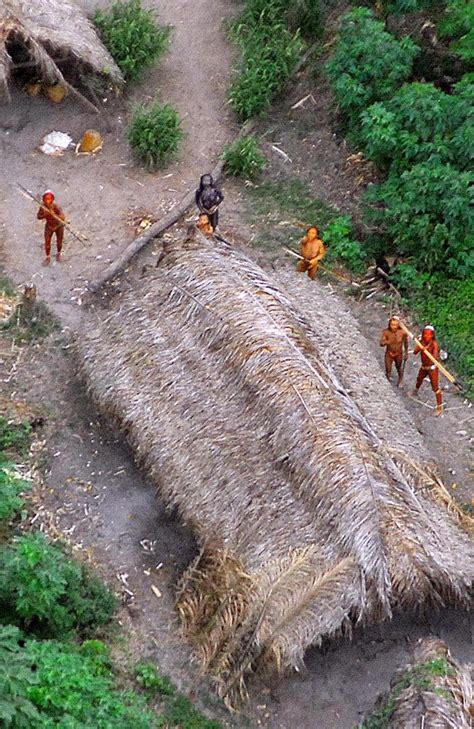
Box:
[78,230,473,705]
[0,0,123,101]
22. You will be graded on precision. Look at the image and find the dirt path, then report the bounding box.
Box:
[1,5,472,729]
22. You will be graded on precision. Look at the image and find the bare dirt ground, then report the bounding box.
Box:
[0,3,472,729]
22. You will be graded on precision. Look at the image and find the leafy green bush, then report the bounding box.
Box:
[325,8,418,129]
[285,0,325,39]
[0,464,30,526]
[163,695,221,729]
[228,0,304,120]
[439,0,474,67]
[390,263,430,293]
[365,161,474,276]
[135,662,174,697]
[0,418,31,460]
[0,625,40,727]
[0,532,117,637]
[93,0,170,82]
[412,278,474,395]
[322,215,368,273]
[222,135,266,179]
[128,101,183,169]
[359,82,471,170]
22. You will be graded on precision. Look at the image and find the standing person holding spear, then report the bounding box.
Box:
[400,322,459,417]
[16,184,88,266]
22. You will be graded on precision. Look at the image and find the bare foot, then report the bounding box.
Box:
[434,405,444,417]
[56,253,62,262]
[42,256,51,267]
[410,389,418,397]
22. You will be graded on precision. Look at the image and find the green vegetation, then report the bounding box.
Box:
[327,5,473,394]
[128,101,183,169]
[135,662,174,698]
[0,532,117,638]
[93,0,170,82]
[222,135,266,179]
[243,178,367,273]
[0,418,32,461]
[439,0,474,66]
[228,1,304,120]
[359,657,455,728]
[325,8,418,130]
[323,216,368,273]
[0,464,29,526]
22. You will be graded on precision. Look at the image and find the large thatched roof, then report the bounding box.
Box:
[0,0,123,100]
[363,637,472,728]
[78,230,473,703]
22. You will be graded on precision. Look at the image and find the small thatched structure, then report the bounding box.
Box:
[79,230,473,704]
[362,637,473,728]
[0,0,123,101]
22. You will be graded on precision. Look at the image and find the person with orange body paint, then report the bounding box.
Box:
[296,226,326,279]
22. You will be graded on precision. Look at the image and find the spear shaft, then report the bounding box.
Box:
[16,183,88,245]
[399,320,462,390]
[283,246,360,287]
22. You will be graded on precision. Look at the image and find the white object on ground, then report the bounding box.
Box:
[40,131,74,155]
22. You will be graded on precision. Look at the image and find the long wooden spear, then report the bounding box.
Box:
[283,245,361,287]
[16,183,89,245]
[398,320,463,390]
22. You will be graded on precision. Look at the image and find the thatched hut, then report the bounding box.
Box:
[79,230,473,703]
[0,0,123,101]
[362,637,473,728]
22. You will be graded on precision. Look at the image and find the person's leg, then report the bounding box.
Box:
[43,227,52,265]
[394,354,404,386]
[308,261,319,279]
[411,367,427,396]
[209,211,218,229]
[429,369,443,415]
[55,227,64,261]
[384,352,393,381]
[296,260,308,273]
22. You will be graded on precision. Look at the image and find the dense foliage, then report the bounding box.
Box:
[128,102,183,168]
[365,161,473,277]
[0,533,117,638]
[0,465,30,526]
[228,0,304,120]
[325,8,418,129]
[93,0,170,82]
[222,135,266,179]
[358,81,472,171]
[439,0,474,66]
[322,215,368,273]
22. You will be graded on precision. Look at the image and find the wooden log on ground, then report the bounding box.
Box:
[89,122,254,293]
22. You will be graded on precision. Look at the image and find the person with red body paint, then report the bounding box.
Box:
[37,190,65,266]
[411,325,444,416]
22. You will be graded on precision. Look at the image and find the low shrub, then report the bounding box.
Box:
[135,662,174,697]
[93,0,170,82]
[163,695,221,729]
[439,0,474,67]
[322,215,368,273]
[228,1,304,120]
[284,0,325,39]
[0,418,31,460]
[325,8,418,130]
[0,464,30,526]
[365,161,474,277]
[222,135,266,179]
[128,101,183,169]
[0,532,117,637]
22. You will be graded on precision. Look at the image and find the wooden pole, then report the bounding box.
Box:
[399,320,462,389]
[283,246,361,287]
[88,121,255,293]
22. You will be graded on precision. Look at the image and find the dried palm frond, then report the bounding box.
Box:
[361,637,472,729]
[0,0,123,101]
[78,229,473,703]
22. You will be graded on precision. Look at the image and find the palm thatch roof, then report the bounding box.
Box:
[362,637,473,728]
[0,0,123,101]
[78,230,473,704]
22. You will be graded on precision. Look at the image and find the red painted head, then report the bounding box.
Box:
[422,325,435,343]
[42,191,54,205]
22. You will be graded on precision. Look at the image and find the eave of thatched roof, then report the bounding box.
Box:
[364,637,473,728]
[0,0,123,101]
[78,230,473,703]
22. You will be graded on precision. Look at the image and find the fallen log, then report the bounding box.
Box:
[89,122,254,293]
